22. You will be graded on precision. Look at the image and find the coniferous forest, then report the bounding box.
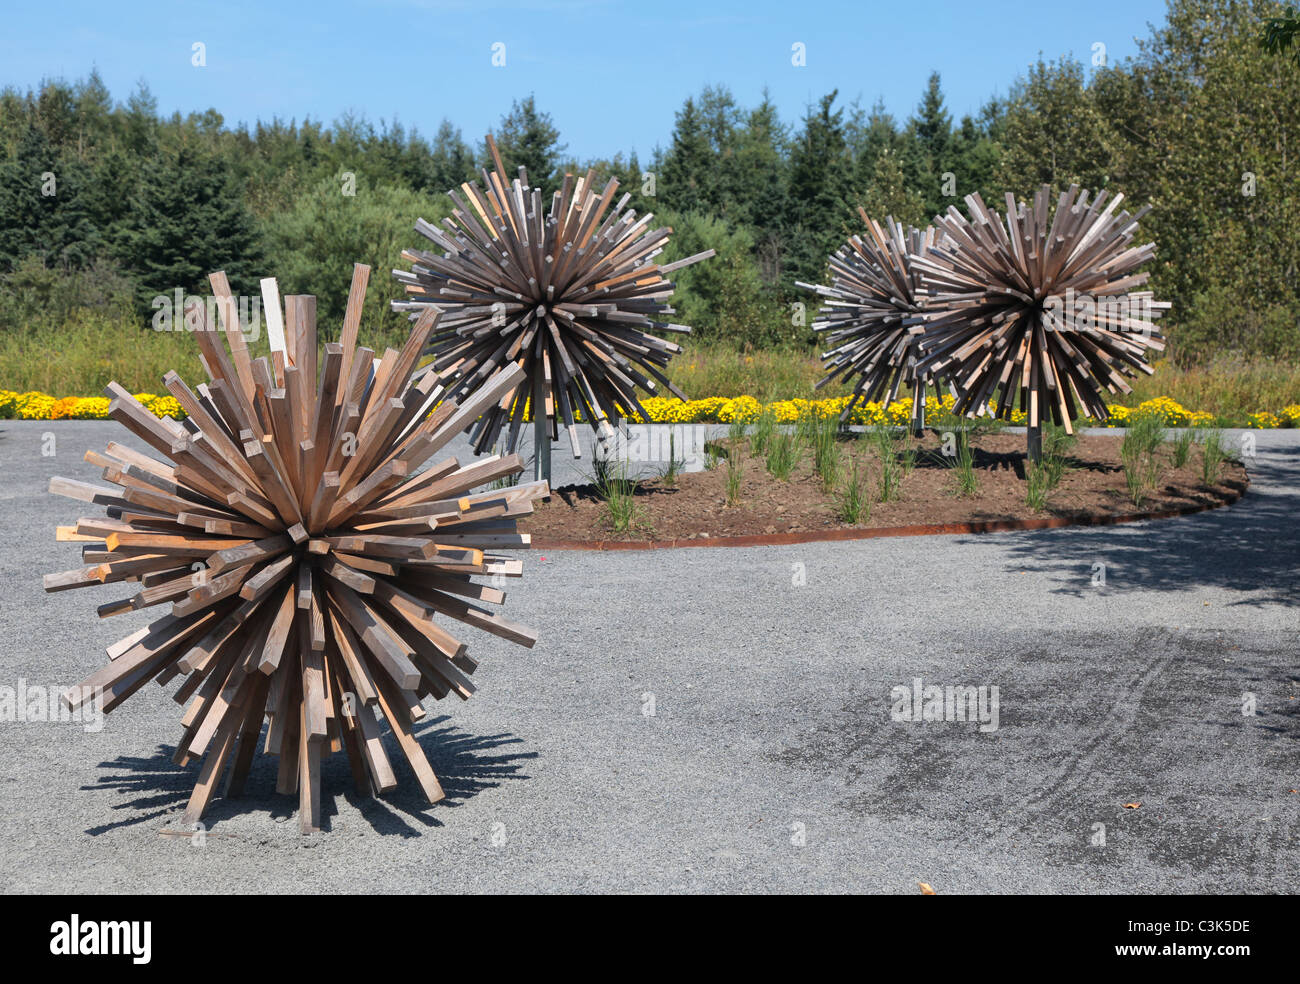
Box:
[0,0,1297,390]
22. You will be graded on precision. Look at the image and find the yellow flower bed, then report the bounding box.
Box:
[1,386,1295,430]
[640,392,1027,426]
[0,389,183,421]
[1100,397,1216,428]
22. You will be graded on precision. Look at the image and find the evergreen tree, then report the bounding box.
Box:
[734,92,790,284]
[858,148,927,228]
[946,97,1006,205]
[122,81,158,156]
[125,145,263,310]
[0,122,98,271]
[489,95,566,198]
[848,99,903,173]
[72,69,114,156]
[1125,0,1300,359]
[83,147,138,262]
[427,119,475,192]
[784,91,853,290]
[661,97,712,214]
[903,72,955,217]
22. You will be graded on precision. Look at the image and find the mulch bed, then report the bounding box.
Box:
[519,432,1249,545]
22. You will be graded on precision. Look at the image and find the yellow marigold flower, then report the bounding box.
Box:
[17,392,57,419]
[49,397,80,420]
[718,395,761,424]
[1247,411,1280,429]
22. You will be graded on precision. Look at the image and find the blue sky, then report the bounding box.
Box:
[3,0,1170,160]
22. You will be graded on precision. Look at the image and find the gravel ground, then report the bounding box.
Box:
[0,420,1295,894]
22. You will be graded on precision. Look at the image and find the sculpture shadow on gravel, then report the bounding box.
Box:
[82,715,538,837]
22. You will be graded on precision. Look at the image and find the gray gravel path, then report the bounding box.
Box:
[0,420,1295,893]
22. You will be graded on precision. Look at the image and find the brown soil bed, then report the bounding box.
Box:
[520,432,1248,546]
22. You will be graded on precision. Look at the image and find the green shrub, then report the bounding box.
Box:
[655,210,800,349]
[1174,285,1300,366]
[262,172,450,343]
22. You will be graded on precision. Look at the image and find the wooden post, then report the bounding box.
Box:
[532,371,551,484]
[1027,425,1042,465]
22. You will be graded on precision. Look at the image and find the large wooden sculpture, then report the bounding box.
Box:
[392,135,713,481]
[910,184,1167,458]
[45,266,549,832]
[798,210,944,433]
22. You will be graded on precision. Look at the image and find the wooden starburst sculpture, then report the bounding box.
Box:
[45,266,549,833]
[910,185,1167,454]
[392,135,714,479]
[798,210,945,430]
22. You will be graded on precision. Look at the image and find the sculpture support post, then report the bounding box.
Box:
[1027,425,1042,465]
[533,372,551,484]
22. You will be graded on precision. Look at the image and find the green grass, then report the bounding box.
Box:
[1170,429,1195,468]
[667,342,851,403]
[872,429,903,503]
[1025,462,1050,511]
[5,319,1297,445]
[750,407,778,456]
[662,344,1298,426]
[1120,357,1300,425]
[1199,430,1227,485]
[811,414,841,493]
[727,414,748,447]
[794,407,820,449]
[725,448,744,506]
[5,326,1297,429]
[1120,413,1167,507]
[1038,423,1075,490]
[836,456,870,524]
[658,428,686,485]
[765,432,798,480]
[0,312,218,394]
[1024,423,1076,510]
[591,455,641,533]
[946,429,979,498]
[0,308,419,395]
